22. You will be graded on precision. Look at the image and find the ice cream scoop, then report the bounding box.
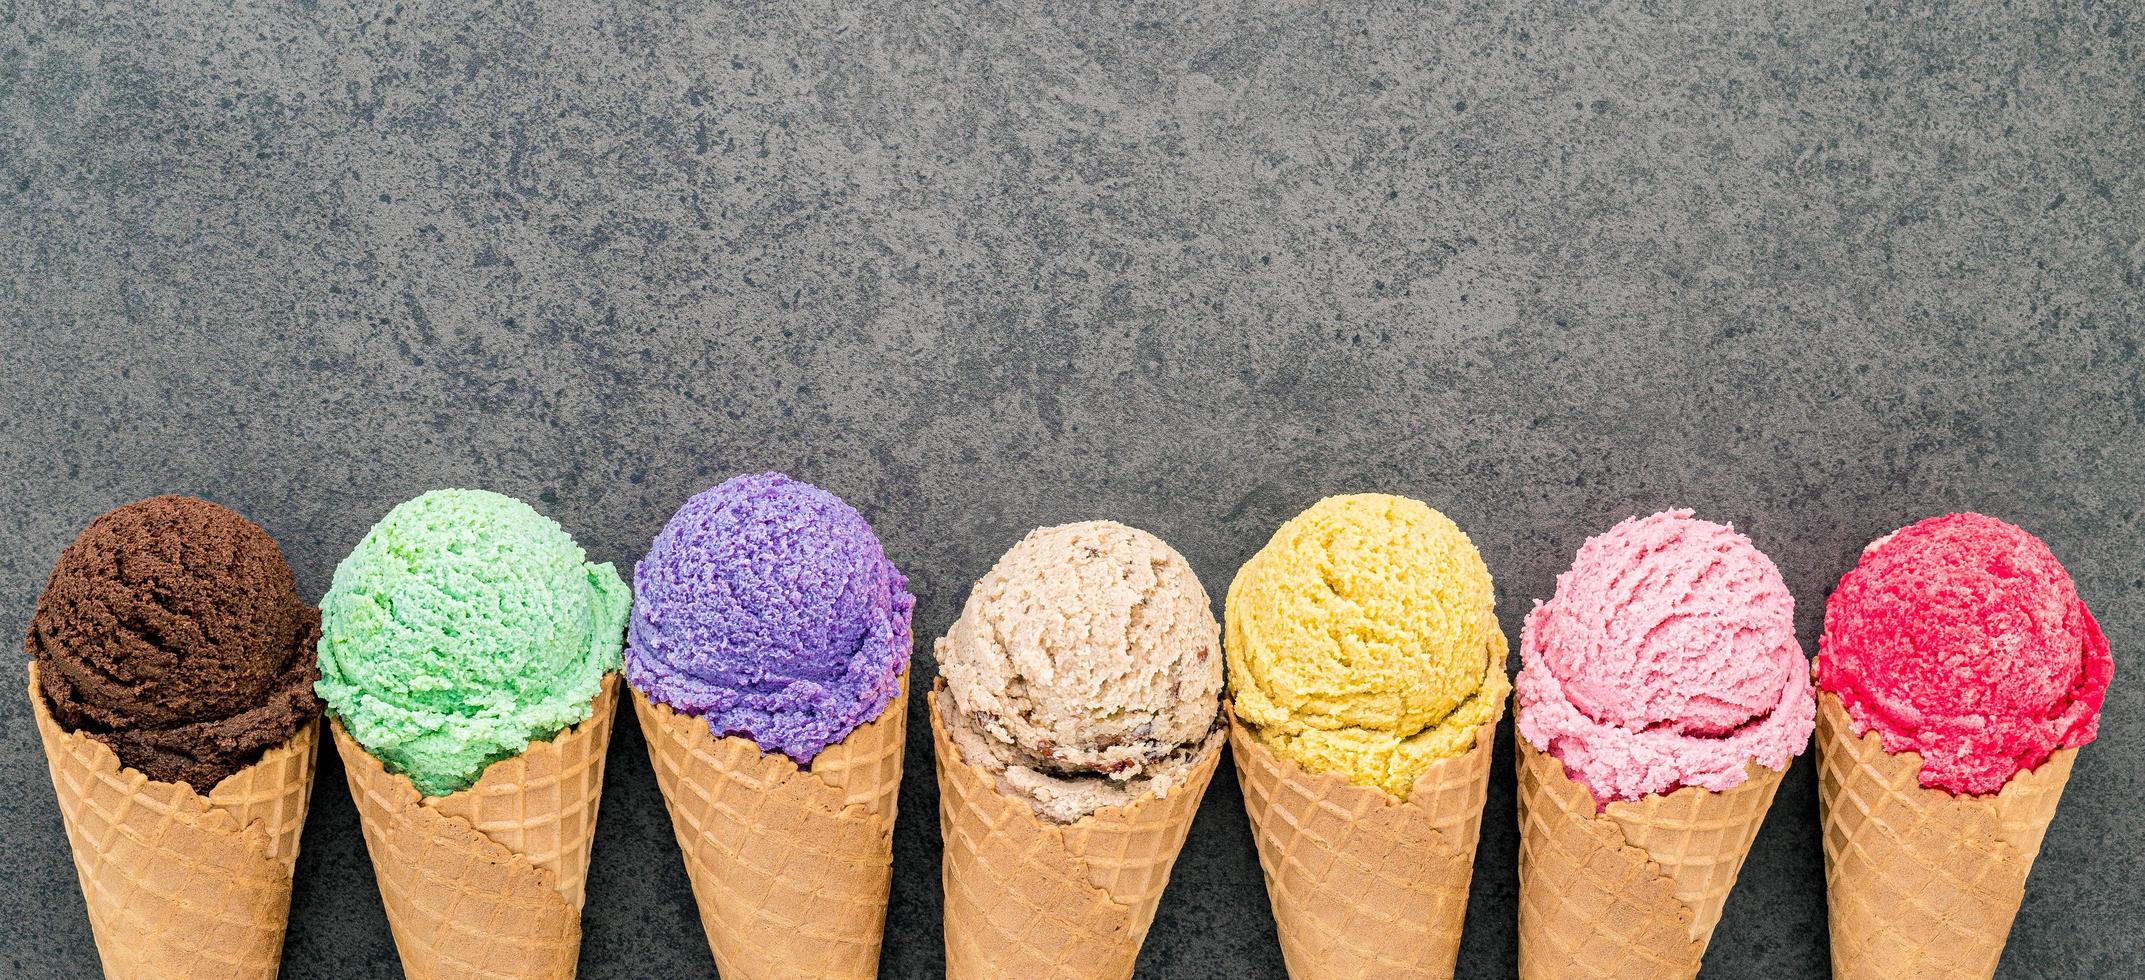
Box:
[1226,493,1506,798]
[627,472,913,763]
[316,488,629,796]
[1516,509,1814,805]
[936,520,1223,822]
[27,495,321,790]
[1817,512,2111,796]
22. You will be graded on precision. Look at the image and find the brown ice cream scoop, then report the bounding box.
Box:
[937,520,1224,821]
[27,495,321,790]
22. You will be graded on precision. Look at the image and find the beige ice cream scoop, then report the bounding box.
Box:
[937,520,1223,822]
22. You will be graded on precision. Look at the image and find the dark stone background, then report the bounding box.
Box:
[3,1,2139,976]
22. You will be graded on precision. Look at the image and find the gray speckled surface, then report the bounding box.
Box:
[3,1,2141,976]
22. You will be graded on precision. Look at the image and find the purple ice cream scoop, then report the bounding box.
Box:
[627,472,914,763]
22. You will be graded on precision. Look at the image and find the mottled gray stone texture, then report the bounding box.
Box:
[2,0,2141,976]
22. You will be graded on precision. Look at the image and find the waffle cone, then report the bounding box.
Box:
[931,682,1220,980]
[1229,617,1510,980]
[1515,735,1785,979]
[29,663,319,980]
[331,672,620,980]
[1229,706,1496,980]
[1817,690,2074,980]
[633,670,908,979]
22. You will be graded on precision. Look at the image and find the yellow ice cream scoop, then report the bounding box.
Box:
[1225,493,1508,798]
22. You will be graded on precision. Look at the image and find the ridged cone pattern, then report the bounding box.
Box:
[332,673,619,980]
[634,671,908,980]
[1817,691,2074,980]
[932,683,1220,980]
[30,664,318,980]
[1230,706,1496,980]
[1515,736,1784,979]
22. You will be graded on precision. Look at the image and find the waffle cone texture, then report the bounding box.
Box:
[30,663,318,980]
[330,672,620,980]
[1230,703,1497,980]
[633,670,909,980]
[1515,734,1785,979]
[931,682,1220,980]
[1817,690,2075,980]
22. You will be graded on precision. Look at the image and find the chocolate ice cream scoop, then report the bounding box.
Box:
[27,495,321,790]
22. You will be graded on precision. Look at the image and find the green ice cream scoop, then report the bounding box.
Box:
[317,488,629,796]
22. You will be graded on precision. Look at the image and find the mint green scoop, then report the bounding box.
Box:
[317,488,628,796]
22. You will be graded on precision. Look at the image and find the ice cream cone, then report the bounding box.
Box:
[931,682,1220,980]
[633,670,909,979]
[1817,690,2074,980]
[1514,735,1785,979]
[331,672,620,980]
[29,663,318,980]
[1229,704,1495,980]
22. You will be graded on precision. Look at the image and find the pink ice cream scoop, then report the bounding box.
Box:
[1516,509,1815,806]
[1817,512,2111,797]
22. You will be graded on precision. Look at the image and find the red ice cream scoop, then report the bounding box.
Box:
[1817,512,2111,796]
